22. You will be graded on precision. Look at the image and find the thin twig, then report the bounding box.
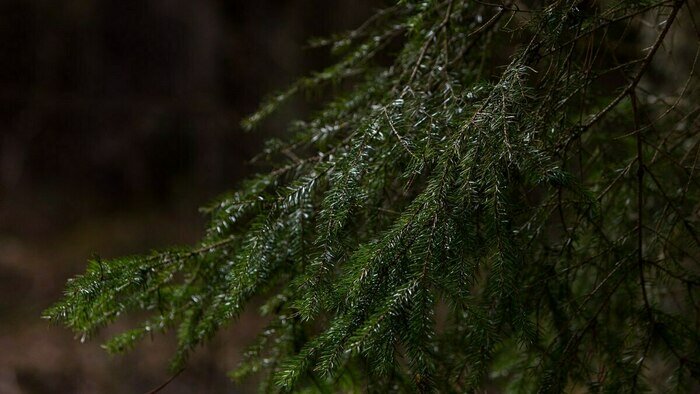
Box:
[561,0,685,149]
[631,91,653,323]
[408,0,455,84]
[145,368,185,394]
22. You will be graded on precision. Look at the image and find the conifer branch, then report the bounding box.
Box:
[45,1,700,391]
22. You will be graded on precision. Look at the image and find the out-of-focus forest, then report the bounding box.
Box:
[0,1,376,392]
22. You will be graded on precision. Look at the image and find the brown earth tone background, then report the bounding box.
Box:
[0,1,378,392]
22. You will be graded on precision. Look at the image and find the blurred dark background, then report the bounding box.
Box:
[0,1,377,392]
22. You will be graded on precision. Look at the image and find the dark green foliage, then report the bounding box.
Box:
[46,0,700,392]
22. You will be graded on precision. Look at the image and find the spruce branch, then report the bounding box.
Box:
[45,1,700,392]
